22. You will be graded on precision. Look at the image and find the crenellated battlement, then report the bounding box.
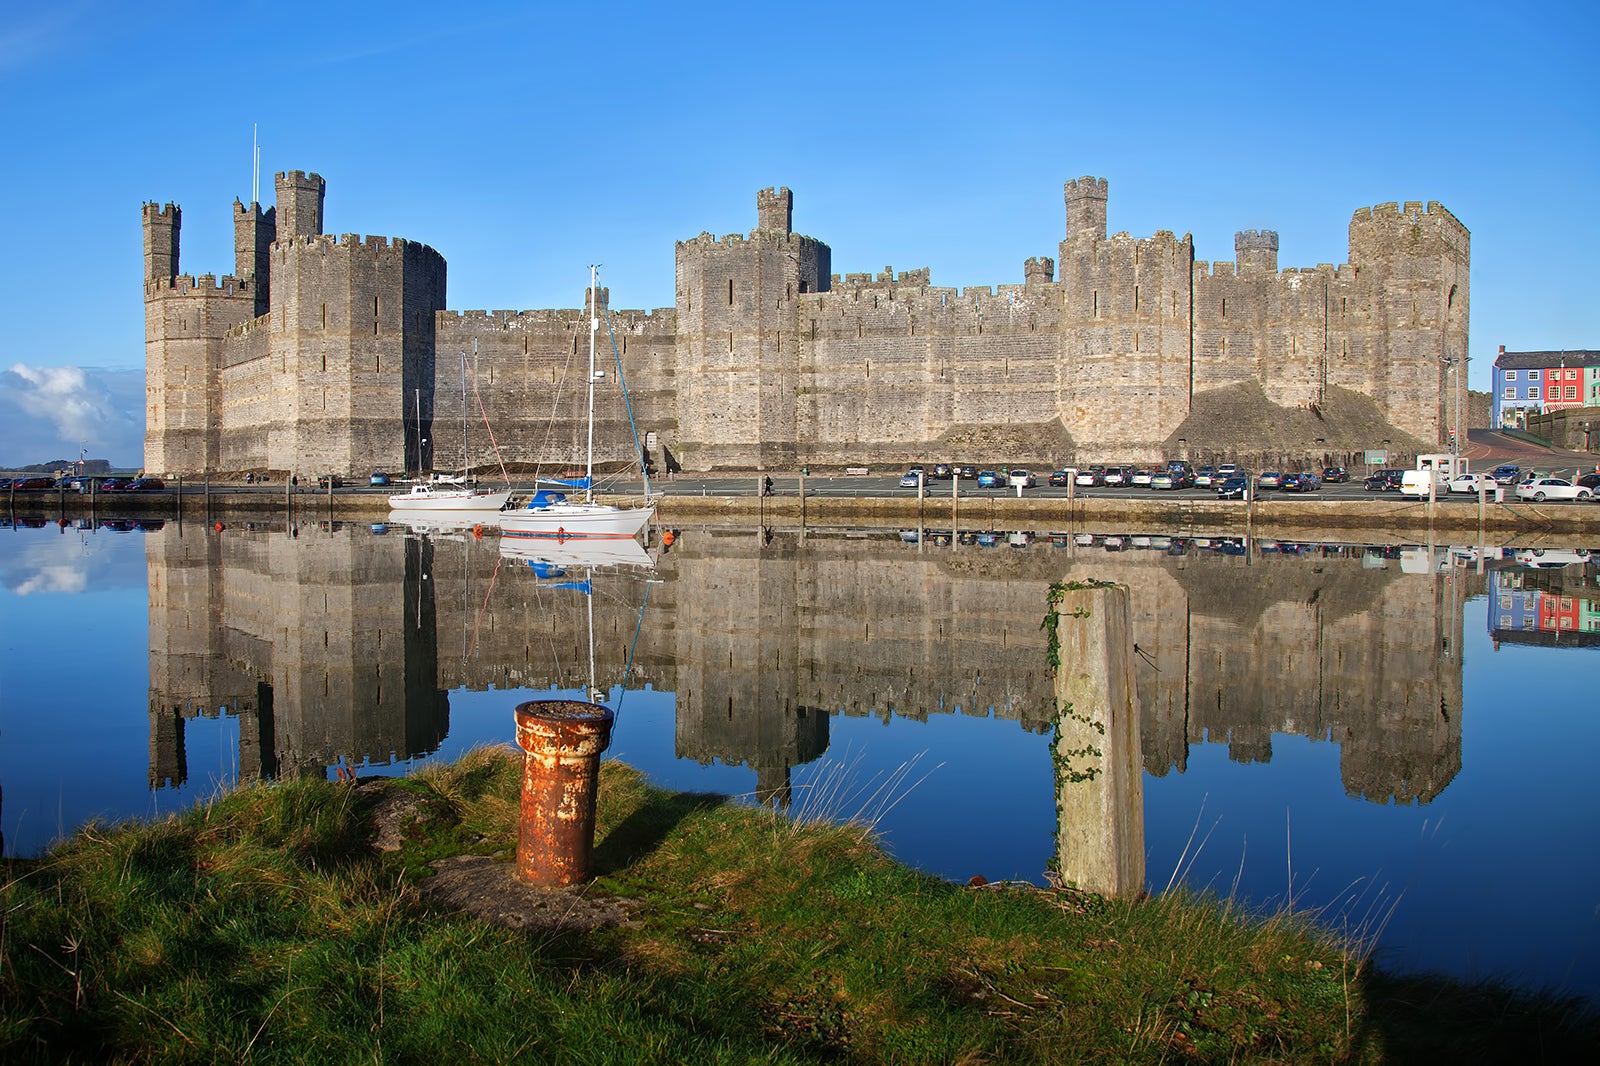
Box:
[145,273,252,297]
[272,232,442,261]
[1349,199,1469,245]
[1064,175,1108,199]
[1235,229,1279,251]
[142,201,178,223]
[441,305,673,329]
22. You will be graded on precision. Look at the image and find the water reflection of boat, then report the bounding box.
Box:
[385,510,503,538]
[499,536,653,572]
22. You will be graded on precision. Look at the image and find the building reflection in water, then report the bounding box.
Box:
[144,524,1471,813]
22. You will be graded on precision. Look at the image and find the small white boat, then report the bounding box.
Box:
[388,482,510,511]
[391,352,511,513]
[384,507,504,536]
[500,265,655,543]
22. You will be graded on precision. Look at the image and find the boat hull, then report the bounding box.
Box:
[387,488,510,511]
[500,503,654,540]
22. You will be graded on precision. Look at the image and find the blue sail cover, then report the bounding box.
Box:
[536,476,592,490]
[526,490,570,509]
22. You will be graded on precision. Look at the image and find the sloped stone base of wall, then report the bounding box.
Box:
[1166,383,1428,467]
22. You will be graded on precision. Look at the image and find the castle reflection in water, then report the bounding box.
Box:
[143,521,1489,810]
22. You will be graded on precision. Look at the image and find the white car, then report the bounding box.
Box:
[1007,469,1037,489]
[1515,477,1593,503]
[1447,473,1497,494]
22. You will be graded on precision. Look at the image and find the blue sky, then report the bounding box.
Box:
[1,1,1595,466]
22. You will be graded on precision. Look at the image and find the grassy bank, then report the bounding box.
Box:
[2,750,1593,1063]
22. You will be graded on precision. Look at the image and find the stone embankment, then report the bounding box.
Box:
[10,485,1600,539]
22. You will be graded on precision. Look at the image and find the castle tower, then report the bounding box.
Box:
[234,199,276,316]
[143,200,257,475]
[1024,256,1055,285]
[673,187,830,469]
[1234,230,1279,273]
[143,202,180,281]
[275,170,325,239]
[756,186,792,235]
[1063,176,1109,243]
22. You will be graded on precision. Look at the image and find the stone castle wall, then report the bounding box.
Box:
[144,174,1466,476]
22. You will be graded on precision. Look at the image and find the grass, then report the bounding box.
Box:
[2,748,1595,1064]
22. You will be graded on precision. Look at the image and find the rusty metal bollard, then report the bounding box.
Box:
[513,699,615,887]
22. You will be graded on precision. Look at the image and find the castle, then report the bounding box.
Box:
[143,172,1469,476]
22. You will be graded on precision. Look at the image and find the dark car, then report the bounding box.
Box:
[370,472,392,486]
[1490,464,1521,485]
[1364,469,1405,492]
[1281,472,1320,492]
[1216,475,1249,499]
[127,477,165,492]
[955,465,978,481]
[317,474,345,489]
[1048,469,1071,487]
[931,463,953,480]
[11,476,54,490]
[1575,472,1600,492]
[100,477,132,492]
[1321,466,1348,483]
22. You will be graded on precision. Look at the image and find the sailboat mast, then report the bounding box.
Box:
[461,351,469,483]
[586,264,598,504]
[415,389,422,473]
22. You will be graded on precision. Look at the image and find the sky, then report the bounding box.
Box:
[1,0,1595,467]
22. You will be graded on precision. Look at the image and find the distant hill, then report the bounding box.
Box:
[9,458,113,475]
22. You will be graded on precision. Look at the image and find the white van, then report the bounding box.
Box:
[1400,469,1446,498]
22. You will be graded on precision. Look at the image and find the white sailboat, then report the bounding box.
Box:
[501,266,655,543]
[390,352,511,513]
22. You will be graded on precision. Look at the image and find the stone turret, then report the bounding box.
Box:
[1064,176,1108,243]
[1234,229,1279,273]
[275,170,325,239]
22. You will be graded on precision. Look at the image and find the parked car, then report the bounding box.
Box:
[1515,477,1594,503]
[100,477,132,492]
[1130,469,1154,487]
[1217,463,1240,477]
[1216,476,1249,499]
[976,470,1003,488]
[1490,464,1522,485]
[931,463,953,480]
[1047,469,1071,487]
[1576,472,1600,491]
[1364,469,1404,492]
[956,465,978,480]
[899,471,922,488]
[1447,473,1497,494]
[1103,467,1129,487]
[1257,471,1283,489]
[316,474,345,489]
[1074,469,1101,487]
[11,476,54,490]
[370,472,391,486]
[1193,466,1216,487]
[1281,472,1320,492]
[127,477,166,492]
[1150,472,1176,490]
[1007,469,1036,489]
[1321,466,1348,483]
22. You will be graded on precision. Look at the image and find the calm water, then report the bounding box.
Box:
[1,517,1596,1004]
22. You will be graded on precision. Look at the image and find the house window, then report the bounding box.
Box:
[1505,370,1516,381]
[1529,387,1541,400]
[1503,386,1515,399]
[1566,368,1578,379]
[1565,385,1577,400]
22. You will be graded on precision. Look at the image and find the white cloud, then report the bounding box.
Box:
[0,364,144,468]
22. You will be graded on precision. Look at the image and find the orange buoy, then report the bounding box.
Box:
[472,524,484,539]
[662,529,675,546]
[214,521,226,532]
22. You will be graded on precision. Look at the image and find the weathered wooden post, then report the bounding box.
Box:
[1047,581,1144,897]
[513,699,615,887]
